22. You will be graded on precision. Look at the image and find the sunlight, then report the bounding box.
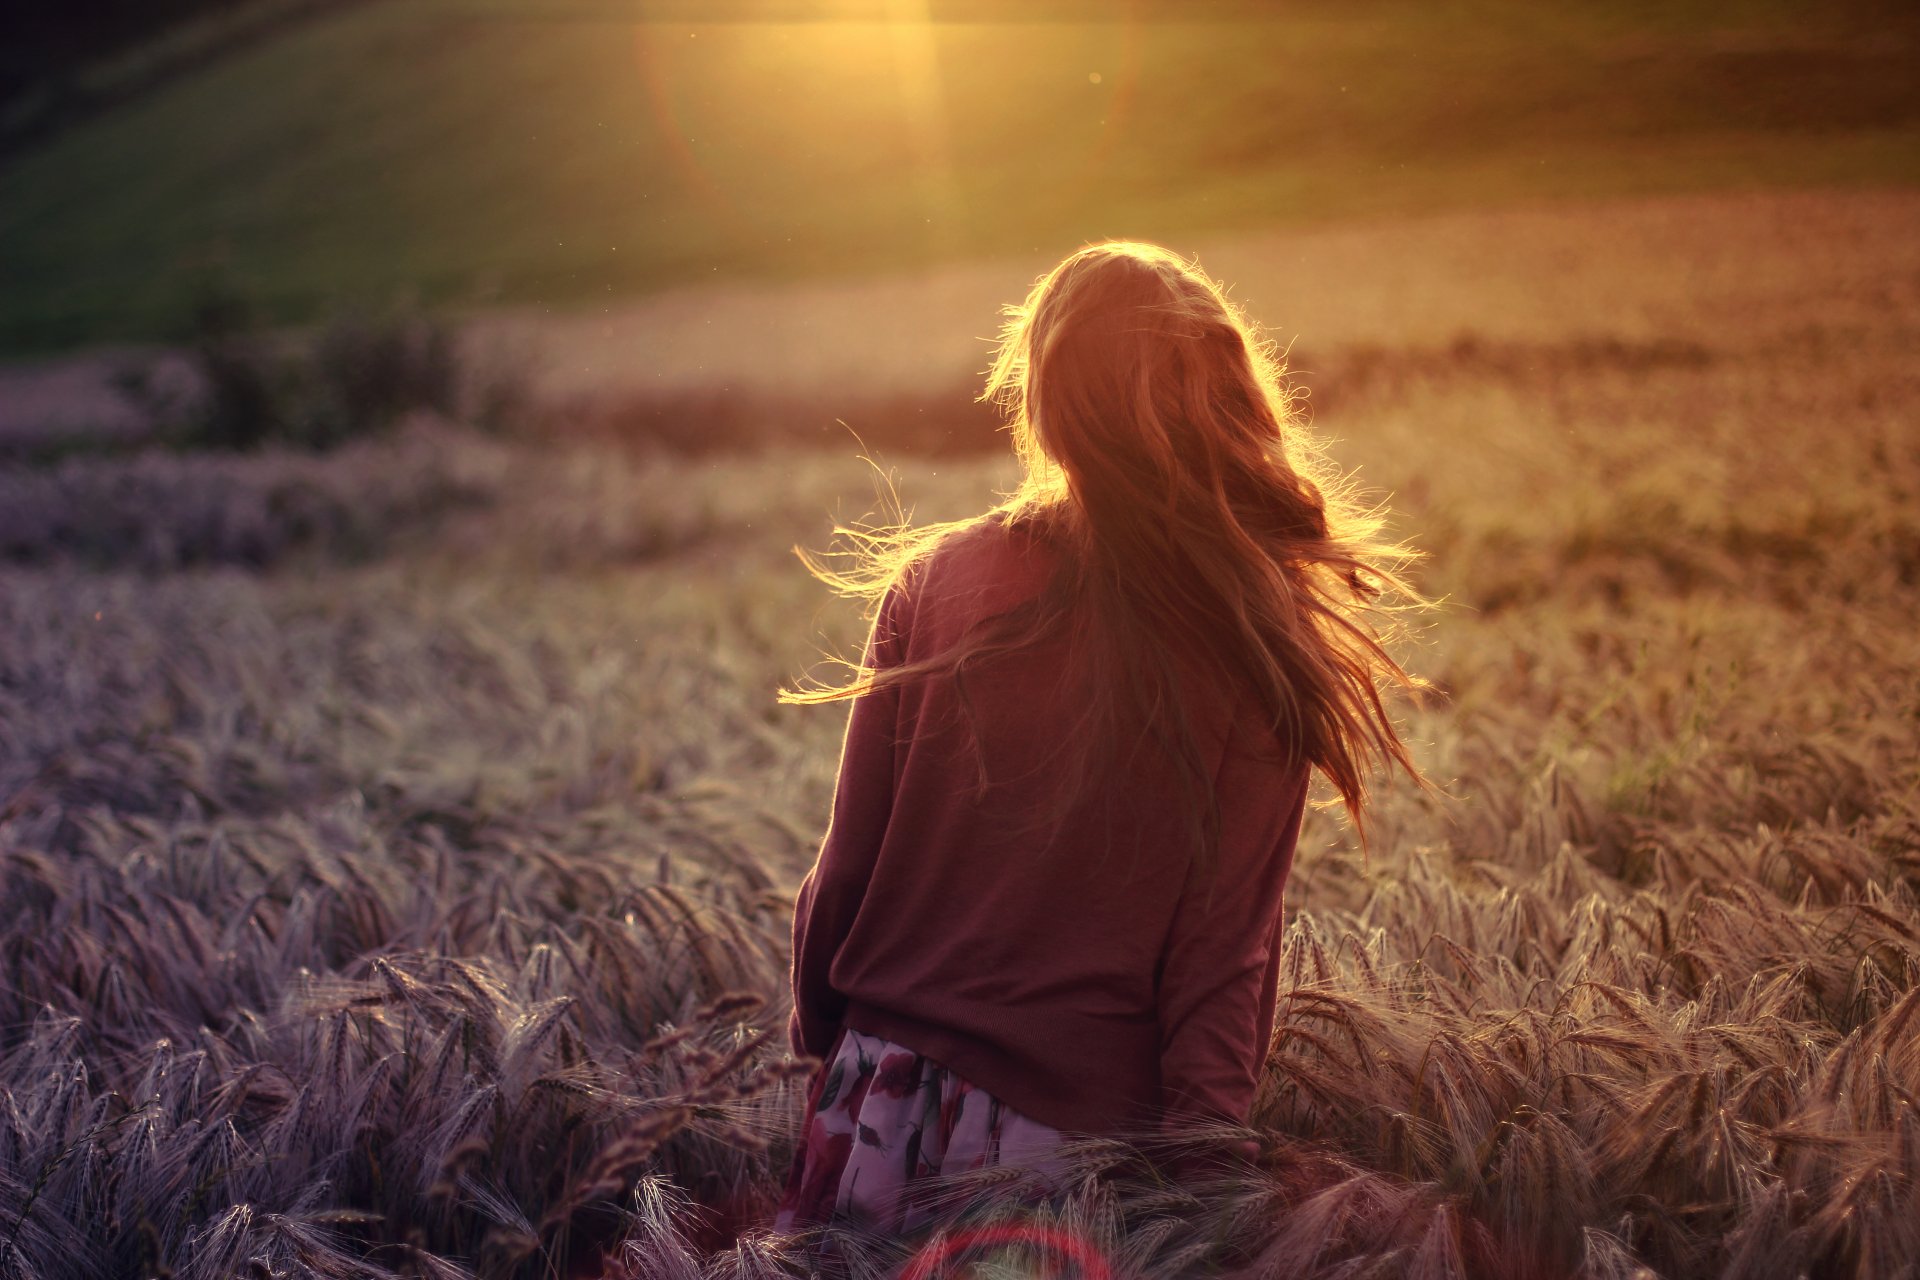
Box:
[882,0,964,250]
[623,11,1142,257]
[632,7,966,249]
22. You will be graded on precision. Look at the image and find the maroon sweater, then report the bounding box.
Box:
[787,516,1309,1135]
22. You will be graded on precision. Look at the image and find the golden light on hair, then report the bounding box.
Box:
[786,240,1429,851]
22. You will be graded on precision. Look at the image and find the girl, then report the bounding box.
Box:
[773,241,1423,1234]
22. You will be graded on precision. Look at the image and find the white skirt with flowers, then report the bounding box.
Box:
[773,1026,1068,1234]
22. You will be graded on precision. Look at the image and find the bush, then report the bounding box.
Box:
[304,310,460,449]
[115,283,508,453]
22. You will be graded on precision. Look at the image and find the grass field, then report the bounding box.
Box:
[3,0,1918,352]
[0,187,1915,1276]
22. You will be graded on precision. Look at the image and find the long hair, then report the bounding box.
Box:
[784,240,1426,852]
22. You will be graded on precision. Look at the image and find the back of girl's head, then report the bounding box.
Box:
[789,239,1425,851]
[987,243,1329,558]
[983,240,1424,844]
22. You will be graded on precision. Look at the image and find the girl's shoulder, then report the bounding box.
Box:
[909,510,1064,619]
[930,509,1060,579]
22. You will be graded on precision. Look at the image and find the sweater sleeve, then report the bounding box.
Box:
[787,582,914,1060]
[1154,723,1309,1131]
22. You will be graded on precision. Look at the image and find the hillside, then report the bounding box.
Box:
[2,0,1917,353]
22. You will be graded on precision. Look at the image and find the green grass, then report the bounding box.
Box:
[2,0,1917,352]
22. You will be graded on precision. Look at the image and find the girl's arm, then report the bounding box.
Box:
[787,582,913,1060]
[1154,731,1310,1137]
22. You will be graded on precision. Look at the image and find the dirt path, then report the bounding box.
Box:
[5,187,1914,441]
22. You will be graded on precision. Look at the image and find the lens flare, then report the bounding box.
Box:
[632,23,746,233]
[897,1221,1113,1280]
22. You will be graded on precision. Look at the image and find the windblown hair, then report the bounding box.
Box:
[785,240,1426,850]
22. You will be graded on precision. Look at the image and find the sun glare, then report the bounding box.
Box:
[881,0,963,248]
[629,7,962,247]
[628,9,1138,254]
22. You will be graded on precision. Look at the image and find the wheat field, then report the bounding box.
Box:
[1,191,1916,1278]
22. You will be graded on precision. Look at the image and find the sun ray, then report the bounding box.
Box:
[883,0,962,254]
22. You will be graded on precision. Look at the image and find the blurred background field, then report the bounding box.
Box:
[1,1,1918,1277]
[3,0,1917,353]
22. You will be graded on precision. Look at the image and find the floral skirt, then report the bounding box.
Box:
[773,1027,1068,1234]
